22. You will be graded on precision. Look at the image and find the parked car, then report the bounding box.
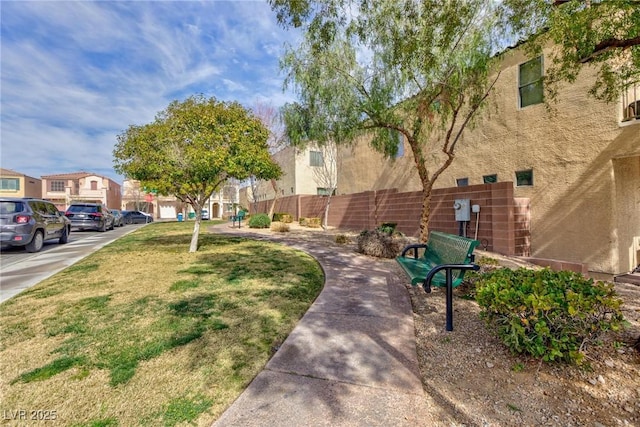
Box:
[65,203,114,232]
[0,197,71,252]
[110,209,124,227]
[201,209,210,220]
[121,210,153,224]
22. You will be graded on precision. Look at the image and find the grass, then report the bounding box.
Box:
[0,221,324,426]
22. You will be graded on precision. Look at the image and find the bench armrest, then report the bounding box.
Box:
[400,244,428,259]
[423,263,480,293]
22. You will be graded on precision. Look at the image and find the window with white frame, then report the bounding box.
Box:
[310,150,324,167]
[519,56,544,108]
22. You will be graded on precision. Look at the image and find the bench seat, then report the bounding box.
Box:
[395,231,480,331]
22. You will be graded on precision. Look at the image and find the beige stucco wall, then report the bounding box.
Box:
[337,47,640,275]
[251,143,339,204]
[0,170,41,198]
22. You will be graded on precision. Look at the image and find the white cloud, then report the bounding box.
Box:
[0,1,299,182]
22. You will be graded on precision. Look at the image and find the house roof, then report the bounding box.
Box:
[0,168,41,180]
[41,171,96,179]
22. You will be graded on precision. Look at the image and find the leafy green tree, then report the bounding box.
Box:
[113,95,282,252]
[273,0,503,241]
[501,0,640,103]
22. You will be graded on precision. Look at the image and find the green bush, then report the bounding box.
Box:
[475,268,625,364]
[248,213,271,229]
[376,222,397,235]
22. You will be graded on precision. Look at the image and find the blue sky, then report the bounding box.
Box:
[1,0,300,183]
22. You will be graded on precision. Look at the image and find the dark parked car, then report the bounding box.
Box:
[65,203,114,232]
[0,197,71,252]
[121,210,153,224]
[110,209,124,227]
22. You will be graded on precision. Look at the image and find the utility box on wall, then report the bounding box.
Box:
[453,199,471,222]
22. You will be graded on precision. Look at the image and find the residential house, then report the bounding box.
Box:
[335,46,639,276]
[0,168,42,198]
[122,179,241,220]
[41,172,122,211]
[241,144,338,210]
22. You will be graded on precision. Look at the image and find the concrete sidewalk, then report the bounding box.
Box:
[211,223,435,426]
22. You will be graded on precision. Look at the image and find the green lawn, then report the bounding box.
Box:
[0,222,324,426]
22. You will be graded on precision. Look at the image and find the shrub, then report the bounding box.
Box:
[299,217,306,226]
[356,229,408,258]
[306,217,321,228]
[335,234,350,244]
[376,222,397,235]
[270,221,290,232]
[248,213,271,229]
[475,268,625,364]
[272,212,292,223]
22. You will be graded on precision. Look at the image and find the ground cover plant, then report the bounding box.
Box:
[475,268,625,364]
[0,222,323,426]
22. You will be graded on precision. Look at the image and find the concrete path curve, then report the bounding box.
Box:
[210,223,436,426]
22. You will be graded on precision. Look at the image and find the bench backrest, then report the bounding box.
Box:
[424,231,479,267]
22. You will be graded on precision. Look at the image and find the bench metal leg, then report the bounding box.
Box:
[423,264,480,332]
[445,270,453,332]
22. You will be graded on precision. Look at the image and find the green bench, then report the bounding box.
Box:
[396,231,480,331]
[230,211,246,228]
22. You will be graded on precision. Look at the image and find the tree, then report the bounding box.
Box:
[113,95,282,252]
[251,100,288,218]
[272,0,503,241]
[501,0,640,103]
[311,141,339,230]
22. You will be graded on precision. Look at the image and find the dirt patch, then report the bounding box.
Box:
[407,277,640,427]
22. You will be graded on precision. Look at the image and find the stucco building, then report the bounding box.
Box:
[336,47,639,276]
[243,144,338,210]
[0,168,42,198]
[41,171,121,211]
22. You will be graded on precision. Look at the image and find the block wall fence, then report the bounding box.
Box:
[249,182,531,258]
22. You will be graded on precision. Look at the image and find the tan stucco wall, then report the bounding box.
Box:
[337,47,640,274]
[0,171,41,198]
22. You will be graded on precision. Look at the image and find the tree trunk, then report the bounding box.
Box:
[419,192,432,243]
[268,178,279,219]
[189,219,201,253]
[322,194,332,230]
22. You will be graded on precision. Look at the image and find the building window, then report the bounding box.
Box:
[519,56,543,108]
[516,169,534,186]
[317,188,336,196]
[622,83,639,122]
[50,180,65,192]
[310,150,324,167]
[391,130,404,158]
[456,178,469,187]
[483,174,498,184]
[0,178,20,191]
[91,180,98,190]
